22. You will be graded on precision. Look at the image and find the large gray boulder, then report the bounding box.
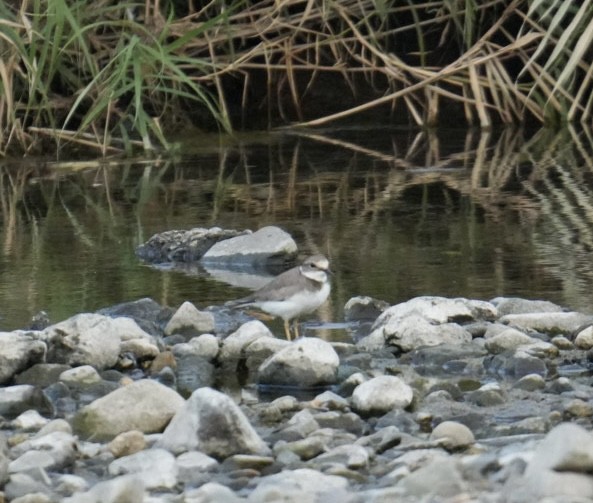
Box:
[257,337,339,387]
[157,387,270,458]
[43,314,156,369]
[358,296,495,351]
[201,226,297,265]
[0,331,46,384]
[135,227,246,262]
[72,379,185,441]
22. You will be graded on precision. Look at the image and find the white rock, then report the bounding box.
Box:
[398,457,467,498]
[184,482,243,503]
[59,365,102,385]
[430,421,475,449]
[361,313,472,352]
[157,387,270,458]
[376,296,497,325]
[248,468,349,502]
[109,448,177,490]
[0,331,46,384]
[257,337,339,387]
[43,314,123,369]
[72,379,185,441]
[503,422,593,502]
[484,328,537,353]
[55,474,89,496]
[9,450,55,473]
[575,326,593,349]
[220,320,274,361]
[164,301,215,336]
[11,410,49,431]
[202,226,297,263]
[501,312,593,336]
[0,385,42,417]
[352,376,414,415]
[188,334,220,360]
[10,431,77,471]
[62,474,144,503]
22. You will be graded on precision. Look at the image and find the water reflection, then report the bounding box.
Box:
[1,126,593,331]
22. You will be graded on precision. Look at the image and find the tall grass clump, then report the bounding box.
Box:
[1,0,593,155]
[0,0,231,155]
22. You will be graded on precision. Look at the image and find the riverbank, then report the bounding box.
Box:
[1,291,593,502]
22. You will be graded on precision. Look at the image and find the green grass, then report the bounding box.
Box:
[1,0,593,155]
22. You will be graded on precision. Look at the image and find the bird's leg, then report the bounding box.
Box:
[293,319,300,339]
[283,319,292,341]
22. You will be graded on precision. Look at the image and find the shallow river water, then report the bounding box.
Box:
[1,125,593,334]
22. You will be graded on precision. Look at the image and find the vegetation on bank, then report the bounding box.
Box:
[0,0,592,154]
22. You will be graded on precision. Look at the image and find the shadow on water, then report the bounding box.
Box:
[2,125,593,332]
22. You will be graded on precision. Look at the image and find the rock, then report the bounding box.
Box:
[11,493,52,503]
[344,296,390,321]
[219,320,275,361]
[62,474,144,503]
[313,444,370,469]
[574,325,593,349]
[10,431,77,472]
[4,473,53,501]
[164,301,216,336]
[355,425,402,454]
[176,451,219,485]
[173,333,220,361]
[136,227,246,262]
[97,297,172,337]
[184,482,244,503]
[15,363,71,387]
[491,297,565,315]
[503,423,593,502]
[0,385,48,417]
[44,314,144,369]
[500,312,593,336]
[108,448,178,490]
[257,337,340,387]
[59,365,102,385]
[513,373,546,391]
[157,387,270,458]
[55,474,89,497]
[108,430,146,458]
[201,226,297,265]
[0,331,46,384]
[398,457,467,498]
[175,354,215,396]
[11,410,49,431]
[351,376,414,415]
[430,421,475,449]
[484,328,538,353]
[376,296,497,325]
[247,468,349,502]
[72,379,185,441]
[359,300,476,351]
[275,436,327,461]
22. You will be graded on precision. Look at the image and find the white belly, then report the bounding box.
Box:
[256,283,330,321]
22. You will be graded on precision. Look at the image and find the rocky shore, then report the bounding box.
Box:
[2,227,593,502]
[1,294,593,502]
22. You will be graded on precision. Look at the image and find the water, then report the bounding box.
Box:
[1,126,593,332]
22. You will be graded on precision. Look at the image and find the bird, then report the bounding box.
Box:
[226,254,332,340]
